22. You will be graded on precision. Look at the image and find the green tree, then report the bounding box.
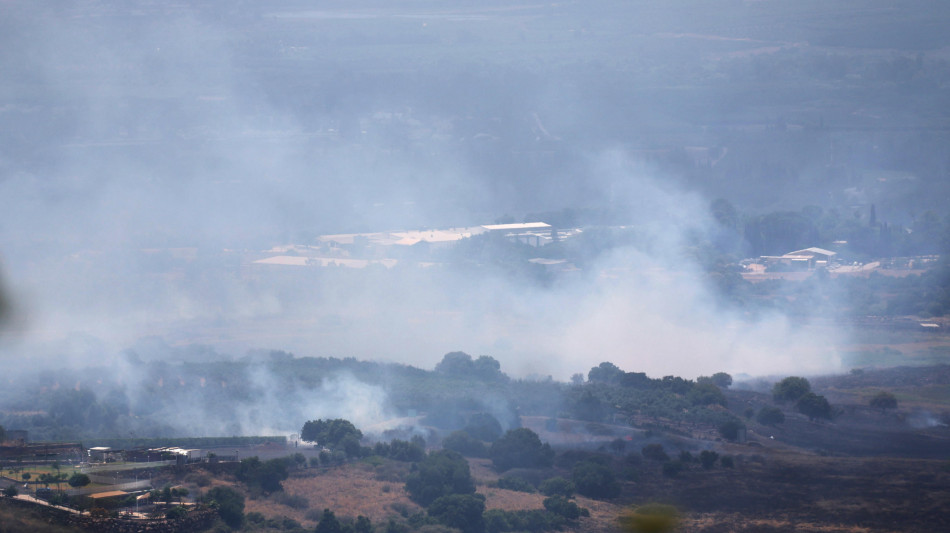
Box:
[699,450,719,469]
[572,459,620,499]
[236,456,290,493]
[484,509,512,533]
[385,519,410,533]
[572,390,608,422]
[173,487,189,505]
[386,438,426,462]
[772,377,811,404]
[300,419,363,448]
[539,477,574,498]
[354,515,374,533]
[687,383,727,406]
[496,476,535,493]
[796,393,832,421]
[165,506,187,520]
[315,508,343,533]
[301,419,325,443]
[464,413,504,442]
[543,496,587,520]
[207,486,245,528]
[443,431,488,458]
[588,362,624,384]
[756,406,785,426]
[161,485,174,505]
[710,372,733,389]
[405,450,476,507]
[473,356,505,381]
[869,391,898,412]
[342,435,363,458]
[641,444,669,462]
[661,461,684,477]
[260,459,289,492]
[489,428,554,472]
[67,473,91,488]
[427,493,486,533]
[435,352,475,375]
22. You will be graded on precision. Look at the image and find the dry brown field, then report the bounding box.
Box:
[227,447,950,532]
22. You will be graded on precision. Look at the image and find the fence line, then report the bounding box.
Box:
[81,460,176,473]
[87,474,140,485]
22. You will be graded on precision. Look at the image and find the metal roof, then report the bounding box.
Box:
[481,222,551,231]
[787,247,836,256]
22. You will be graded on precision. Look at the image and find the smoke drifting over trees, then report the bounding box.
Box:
[1,1,949,439]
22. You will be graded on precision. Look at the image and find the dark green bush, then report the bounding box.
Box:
[538,476,574,498]
[496,476,535,493]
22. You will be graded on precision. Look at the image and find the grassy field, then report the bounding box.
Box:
[246,462,421,525]
[3,464,82,480]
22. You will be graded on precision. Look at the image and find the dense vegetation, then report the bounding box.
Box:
[0,348,782,448]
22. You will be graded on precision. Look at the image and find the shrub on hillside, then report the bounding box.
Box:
[756,406,786,426]
[699,450,719,469]
[496,476,535,493]
[572,459,621,499]
[772,377,811,404]
[538,476,574,498]
[405,450,475,507]
[641,444,669,462]
[464,413,504,442]
[273,491,309,510]
[443,431,488,458]
[542,496,588,520]
[796,393,832,421]
[206,486,245,529]
[427,494,486,533]
[489,428,554,472]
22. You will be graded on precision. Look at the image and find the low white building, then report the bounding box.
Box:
[761,247,837,270]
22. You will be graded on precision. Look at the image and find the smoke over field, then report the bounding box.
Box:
[2,1,948,438]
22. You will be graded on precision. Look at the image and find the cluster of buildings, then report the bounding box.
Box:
[87,446,207,465]
[250,221,582,271]
[249,220,940,282]
[741,244,942,286]
[0,437,245,513]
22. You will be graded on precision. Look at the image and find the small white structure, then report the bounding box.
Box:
[761,247,837,270]
[88,447,112,462]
